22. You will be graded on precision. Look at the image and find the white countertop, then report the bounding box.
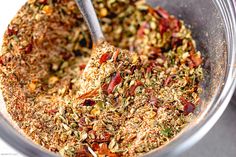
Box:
[0,140,22,157]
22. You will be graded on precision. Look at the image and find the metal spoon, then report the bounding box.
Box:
[75,0,104,45]
[74,0,130,95]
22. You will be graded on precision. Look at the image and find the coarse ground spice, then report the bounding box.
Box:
[0,0,203,157]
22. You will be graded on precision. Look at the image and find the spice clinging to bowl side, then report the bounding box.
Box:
[0,0,203,156]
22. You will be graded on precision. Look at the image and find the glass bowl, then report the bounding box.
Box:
[0,0,236,156]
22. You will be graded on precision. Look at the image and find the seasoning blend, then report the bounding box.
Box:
[0,0,203,156]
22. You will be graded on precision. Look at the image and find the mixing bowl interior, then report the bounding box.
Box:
[149,0,227,114]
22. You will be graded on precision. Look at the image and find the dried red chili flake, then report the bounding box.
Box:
[130,65,136,74]
[91,143,100,151]
[76,146,93,157]
[38,0,48,4]
[25,43,33,54]
[145,88,154,94]
[47,109,58,115]
[155,7,170,19]
[186,58,194,68]
[124,69,132,75]
[82,99,96,106]
[107,72,122,94]
[99,53,111,64]
[98,143,108,154]
[190,50,202,67]
[60,51,73,60]
[0,57,3,65]
[159,18,169,35]
[98,143,118,157]
[15,103,24,110]
[180,97,195,116]
[146,66,152,73]
[137,22,149,37]
[113,50,119,62]
[7,25,18,36]
[79,64,86,70]
[88,129,96,134]
[149,47,162,60]
[77,88,99,99]
[164,76,173,86]
[101,132,111,142]
[146,61,156,73]
[170,18,181,32]
[78,117,88,127]
[101,83,109,94]
[129,80,143,96]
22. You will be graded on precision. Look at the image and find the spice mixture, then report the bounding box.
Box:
[0,0,203,156]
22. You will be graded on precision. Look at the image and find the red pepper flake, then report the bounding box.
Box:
[159,18,169,35]
[99,53,111,64]
[129,81,143,96]
[47,109,58,115]
[149,47,162,60]
[130,65,136,74]
[137,22,149,37]
[78,117,87,127]
[155,7,170,19]
[145,88,154,94]
[77,88,99,99]
[146,66,152,73]
[79,64,86,70]
[98,143,109,155]
[180,97,195,116]
[7,25,18,36]
[102,132,111,142]
[0,57,3,65]
[25,43,33,54]
[170,18,181,32]
[164,76,173,86]
[98,143,118,157]
[113,50,119,62]
[101,83,109,94]
[107,72,122,94]
[146,61,156,73]
[190,50,202,67]
[76,146,93,157]
[38,0,48,4]
[91,143,100,151]
[157,11,181,35]
[60,51,73,60]
[186,58,195,68]
[82,99,96,106]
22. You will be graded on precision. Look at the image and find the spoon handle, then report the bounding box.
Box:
[75,0,105,44]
